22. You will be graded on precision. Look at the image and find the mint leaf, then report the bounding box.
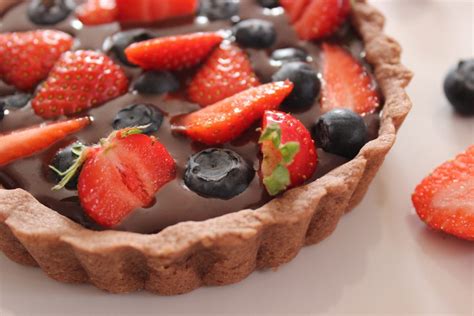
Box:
[263,164,291,196]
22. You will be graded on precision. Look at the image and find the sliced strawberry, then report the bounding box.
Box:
[76,0,119,25]
[52,128,176,227]
[321,43,380,115]
[259,111,317,196]
[0,30,73,91]
[32,50,129,119]
[286,0,350,40]
[412,146,474,241]
[125,32,223,71]
[281,0,310,23]
[172,81,293,145]
[116,0,197,23]
[188,43,260,107]
[0,117,90,166]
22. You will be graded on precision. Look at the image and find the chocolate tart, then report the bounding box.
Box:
[0,0,412,294]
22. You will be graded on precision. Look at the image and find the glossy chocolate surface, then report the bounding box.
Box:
[0,0,380,233]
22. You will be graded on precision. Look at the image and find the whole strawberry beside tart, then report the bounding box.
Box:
[0,0,412,294]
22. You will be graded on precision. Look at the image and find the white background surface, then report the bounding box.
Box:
[1,0,473,315]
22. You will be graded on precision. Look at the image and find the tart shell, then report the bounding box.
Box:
[0,0,413,295]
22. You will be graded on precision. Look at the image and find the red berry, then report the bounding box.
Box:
[172,81,294,145]
[188,43,260,107]
[32,50,129,119]
[412,146,474,241]
[0,117,90,166]
[0,30,73,91]
[282,0,350,40]
[125,32,223,71]
[76,0,119,25]
[77,129,176,227]
[321,43,380,115]
[259,111,318,196]
[116,0,197,23]
[281,0,310,23]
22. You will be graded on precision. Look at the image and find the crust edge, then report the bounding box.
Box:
[0,0,413,295]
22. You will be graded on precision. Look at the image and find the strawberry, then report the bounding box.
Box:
[281,0,310,23]
[291,0,351,40]
[412,146,474,241]
[116,0,197,23]
[259,111,318,196]
[188,43,260,107]
[54,128,176,227]
[76,0,119,25]
[0,117,90,166]
[0,30,73,91]
[321,43,380,115]
[32,50,129,119]
[172,81,294,145]
[125,32,223,71]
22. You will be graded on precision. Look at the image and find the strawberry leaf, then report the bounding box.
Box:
[259,123,281,148]
[119,126,149,138]
[280,142,300,164]
[51,147,89,191]
[263,164,291,196]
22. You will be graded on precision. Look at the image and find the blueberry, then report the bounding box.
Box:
[107,29,155,66]
[133,71,180,95]
[271,48,309,64]
[257,0,280,8]
[272,62,320,109]
[50,143,83,190]
[444,59,474,115]
[199,0,239,21]
[27,0,75,25]
[113,104,164,134]
[0,93,32,109]
[233,19,277,49]
[312,109,368,159]
[184,148,255,200]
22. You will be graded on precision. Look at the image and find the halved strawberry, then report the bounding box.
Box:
[188,42,260,107]
[172,81,294,145]
[292,0,351,40]
[76,0,119,25]
[116,0,197,23]
[259,111,318,196]
[412,146,474,241]
[125,32,223,71]
[321,43,380,115]
[32,50,129,119]
[0,117,90,166]
[55,128,176,227]
[0,30,73,91]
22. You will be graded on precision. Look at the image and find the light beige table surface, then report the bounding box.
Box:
[0,1,473,315]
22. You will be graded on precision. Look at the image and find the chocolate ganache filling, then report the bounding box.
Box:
[0,0,381,233]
